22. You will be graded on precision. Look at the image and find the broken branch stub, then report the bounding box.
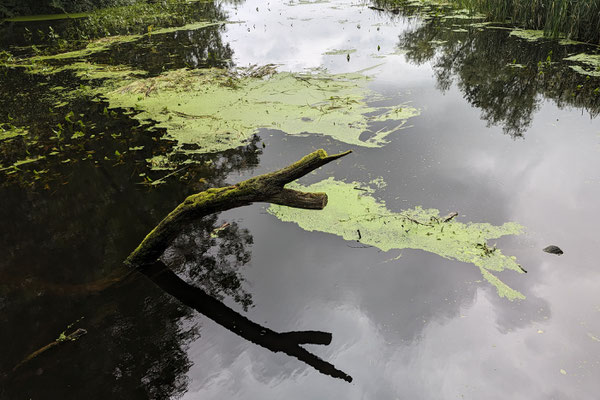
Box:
[126,149,352,268]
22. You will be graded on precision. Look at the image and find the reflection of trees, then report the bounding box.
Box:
[0,140,259,399]
[142,261,352,382]
[1,0,135,18]
[0,0,233,57]
[374,1,600,137]
[85,1,235,75]
[164,216,254,310]
[90,24,234,76]
[0,61,261,396]
[414,26,543,137]
[125,150,355,383]
[1,60,352,394]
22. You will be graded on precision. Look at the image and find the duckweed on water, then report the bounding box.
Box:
[568,65,600,78]
[0,155,45,172]
[564,53,600,77]
[323,49,357,56]
[88,66,419,153]
[509,29,589,45]
[6,21,420,155]
[509,29,546,42]
[268,178,526,300]
[0,124,28,141]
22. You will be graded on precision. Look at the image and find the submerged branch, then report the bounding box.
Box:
[12,327,87,372]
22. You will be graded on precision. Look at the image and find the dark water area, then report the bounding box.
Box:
[1,0,600,399]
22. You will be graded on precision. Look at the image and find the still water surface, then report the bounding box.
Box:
[1,0,600,399]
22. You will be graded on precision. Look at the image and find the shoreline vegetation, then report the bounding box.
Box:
[374,0,600,44]
[455,0,600,45]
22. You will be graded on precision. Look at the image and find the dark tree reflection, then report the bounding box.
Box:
[0,147,259,399]
[89,24,235,76]
[0,69,261,399]
[164,216,254,311]
[372,0,600,137]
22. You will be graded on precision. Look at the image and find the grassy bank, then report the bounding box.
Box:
[452,0,600,44]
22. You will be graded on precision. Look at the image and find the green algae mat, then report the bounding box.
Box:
[8,59,420,155]
[269,178,526,301]
[99,67,420,153]
[5,41,419,157]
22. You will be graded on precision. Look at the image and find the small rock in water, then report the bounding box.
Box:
[543,245,563,255]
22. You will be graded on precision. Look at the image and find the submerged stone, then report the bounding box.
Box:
[269,178,526,300]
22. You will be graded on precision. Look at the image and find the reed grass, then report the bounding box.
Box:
[452,0,600,44]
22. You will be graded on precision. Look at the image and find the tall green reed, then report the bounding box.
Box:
[453,0,600,44]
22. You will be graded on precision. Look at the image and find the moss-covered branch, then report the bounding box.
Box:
[126,149,352,268]
[123,148,354,382]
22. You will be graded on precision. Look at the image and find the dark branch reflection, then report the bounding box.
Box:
[140,260,353,383]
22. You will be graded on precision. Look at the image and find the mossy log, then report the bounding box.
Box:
[126,149,352,268]
[125,148,353,382]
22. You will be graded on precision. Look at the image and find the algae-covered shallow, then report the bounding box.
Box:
[4,20,420,156]
[509,29,546,42]
[268,178,525,300]
[2,0,600,399]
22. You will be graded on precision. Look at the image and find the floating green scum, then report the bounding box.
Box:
[269,177,526,300]
[97,66,419,153]
[8,60,420,156]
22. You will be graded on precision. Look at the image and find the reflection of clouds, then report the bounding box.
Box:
[177,0,600,397]
[180,96,600,397]
[184,288,591,400]
[224,0,420,74]
[180,207,498,397]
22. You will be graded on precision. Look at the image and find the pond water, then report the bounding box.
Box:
[1,0,600,399]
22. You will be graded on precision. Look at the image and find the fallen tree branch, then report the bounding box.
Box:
[442,211,459,222]
[126,149,352,268]
[126,149,354,382]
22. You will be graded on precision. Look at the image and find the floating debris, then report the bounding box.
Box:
[543,245,564,255]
